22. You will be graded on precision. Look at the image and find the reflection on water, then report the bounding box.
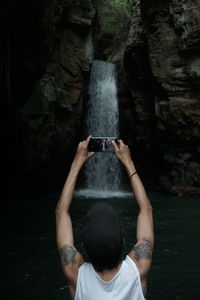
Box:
[74,189,134,199]
[2,192,200,300]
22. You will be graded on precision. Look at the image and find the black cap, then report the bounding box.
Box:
[82,202,123,259]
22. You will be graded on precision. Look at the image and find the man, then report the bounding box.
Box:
[56,136,154,300]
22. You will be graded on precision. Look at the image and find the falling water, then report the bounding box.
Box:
[84,60,121,194]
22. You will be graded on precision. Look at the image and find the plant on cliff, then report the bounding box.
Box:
[96,0,132,35]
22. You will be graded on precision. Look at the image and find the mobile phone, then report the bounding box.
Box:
[88,137,118,152]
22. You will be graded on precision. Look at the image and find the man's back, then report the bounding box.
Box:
[56,137,153,300]
[75,255,145,300]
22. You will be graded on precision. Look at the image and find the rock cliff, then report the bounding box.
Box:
[124,0,200,194]
[3,0,96,188]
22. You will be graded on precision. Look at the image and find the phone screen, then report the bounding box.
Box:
[88,137,117,152]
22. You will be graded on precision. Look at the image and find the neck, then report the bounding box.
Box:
[97,262,122,281]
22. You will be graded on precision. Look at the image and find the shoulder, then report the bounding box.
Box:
[122,255,147,298]
[126,237,153,298]
[59,244,85,284]
[128,237,153,283]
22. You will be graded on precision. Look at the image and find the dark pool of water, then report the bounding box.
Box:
[1,192,200,300]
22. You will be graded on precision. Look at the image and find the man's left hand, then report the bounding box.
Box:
[73,136,95,169]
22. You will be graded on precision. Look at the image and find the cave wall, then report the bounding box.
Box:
[2,0,96,190]
[123,0,200,193]
[20,0,95,178]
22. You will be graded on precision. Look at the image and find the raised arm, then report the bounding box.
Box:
[112,140,154,295]
[55,136,94,296]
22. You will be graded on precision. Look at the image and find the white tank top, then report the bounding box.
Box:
[75,255,146,300]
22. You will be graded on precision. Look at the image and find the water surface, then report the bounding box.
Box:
[2,192,200,299]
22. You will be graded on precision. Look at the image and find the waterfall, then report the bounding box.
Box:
[84,60,121,193]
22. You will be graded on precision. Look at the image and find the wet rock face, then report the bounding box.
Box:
[123,0,156,148]
[67,0,95,27]
[20,0,95,180]
[142,0,200,97]
[170,0,200,51]
[125,0,200,193]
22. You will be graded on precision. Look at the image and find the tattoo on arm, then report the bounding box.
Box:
[133,238,152,259]
[59,245,77,267]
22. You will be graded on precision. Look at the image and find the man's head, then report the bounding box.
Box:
[82,202,123,272]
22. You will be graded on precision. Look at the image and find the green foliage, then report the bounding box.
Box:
[96,0,132,35]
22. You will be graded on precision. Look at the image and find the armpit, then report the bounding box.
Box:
[59,245,77,267]
[133,238,152,259]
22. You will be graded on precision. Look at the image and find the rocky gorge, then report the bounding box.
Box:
[2,0,200,195]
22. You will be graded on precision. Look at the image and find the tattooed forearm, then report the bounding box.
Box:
[133,238,152,259]
[59,245,77,266]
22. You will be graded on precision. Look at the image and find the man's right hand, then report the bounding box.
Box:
[112,140,132,166]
